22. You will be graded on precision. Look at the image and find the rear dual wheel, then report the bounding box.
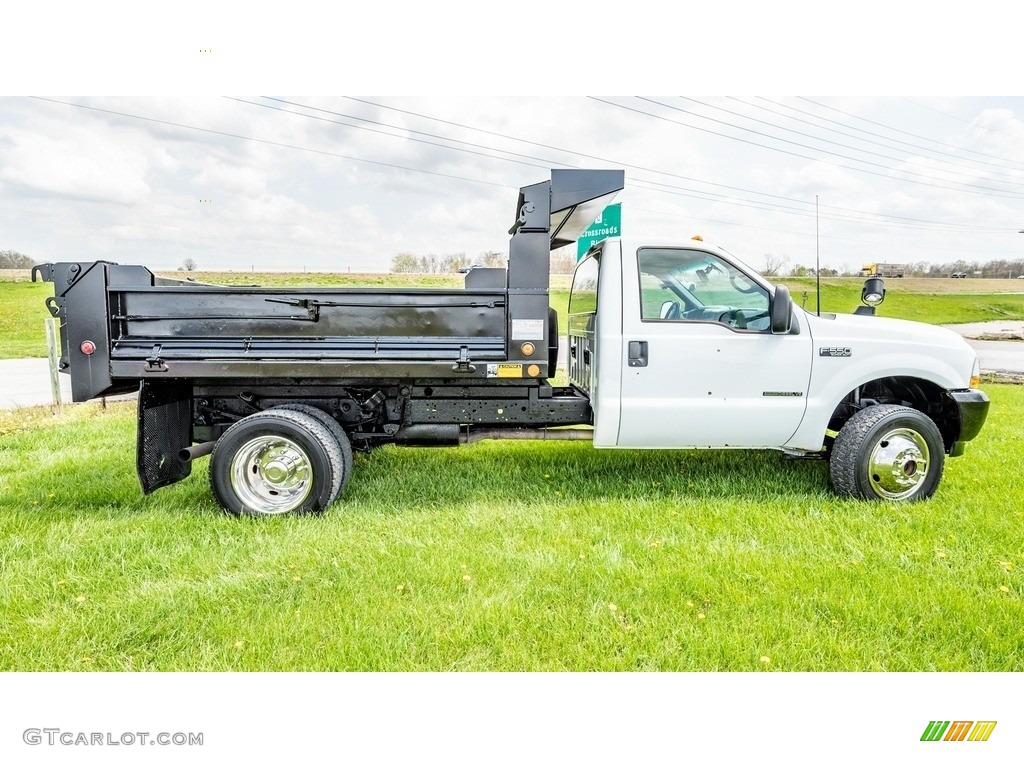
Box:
[209,406,352,516]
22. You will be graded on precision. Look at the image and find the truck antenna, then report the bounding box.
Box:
[815,195,821,316]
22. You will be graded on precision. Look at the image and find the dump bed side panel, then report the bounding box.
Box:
[109,284,508,378]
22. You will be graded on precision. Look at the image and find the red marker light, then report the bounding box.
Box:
[80,340,97,355]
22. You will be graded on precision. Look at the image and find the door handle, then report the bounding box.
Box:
[628,340,648,367]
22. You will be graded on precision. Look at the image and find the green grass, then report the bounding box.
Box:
[780,277,1024,325]
[1,385,1021,672]
[0,279,53,358]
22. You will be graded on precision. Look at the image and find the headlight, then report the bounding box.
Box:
[970,356,981,389]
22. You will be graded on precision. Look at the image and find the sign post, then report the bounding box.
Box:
[45,317,63,414]
[576,203,621,260]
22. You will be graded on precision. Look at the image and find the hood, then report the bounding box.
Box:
[808,311,966,347]
[802,309,978,388]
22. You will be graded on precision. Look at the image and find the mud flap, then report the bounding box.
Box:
[136,379,192,494]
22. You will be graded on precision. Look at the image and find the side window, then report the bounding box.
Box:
[569,255,599,315]
[638,248,771,331]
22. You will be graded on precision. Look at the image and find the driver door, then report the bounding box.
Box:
[616,247,812,448]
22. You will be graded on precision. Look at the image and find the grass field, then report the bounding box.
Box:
[1,384,1020,672]
[0,278,53,358]
[3,269,1022,359]
[780,277,1024,325]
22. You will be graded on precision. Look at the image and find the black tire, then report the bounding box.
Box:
[209,408,346,516]
[829,404,945,501]
[273,403,354,505]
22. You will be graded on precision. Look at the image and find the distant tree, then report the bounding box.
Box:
[439,252,472,273]
[787,265,836,278]
[762,253,788,276]
[390,252,420,273]
[479,250,506,268]
[180,257,198,272]
[550,250,577,274]
[418,254,440,273]
[981,259,1015,279]
[0,250,35,269]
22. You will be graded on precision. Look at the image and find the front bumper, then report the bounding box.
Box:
[947,388,990,457]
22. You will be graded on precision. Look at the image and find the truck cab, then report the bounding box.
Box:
[569,237,989,500]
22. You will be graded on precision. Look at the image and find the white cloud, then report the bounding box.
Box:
[968,109,1024,158]
[763,160,863,198]
[192,161,267,196]
[0,122,151,204]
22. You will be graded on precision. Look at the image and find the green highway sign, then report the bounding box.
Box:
[576,203,621,259]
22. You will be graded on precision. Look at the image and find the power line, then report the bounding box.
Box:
[901,97,975,126]
[226,96,554,172]
[262,96,822,209]
[798,96,1024,169]
[681,96,1024,187]
[287,96,1014,233]
[630,178,1006,234]
[269,96,588,166]
[630,204,1024,257]
[625,96,1024,198]
[28,96,514,190]
[728,96,1024,181]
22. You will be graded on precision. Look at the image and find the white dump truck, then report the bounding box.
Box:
[36,169,989,515]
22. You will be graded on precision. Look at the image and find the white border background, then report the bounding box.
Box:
[2,3,1020,764]
[2,673,1020,765]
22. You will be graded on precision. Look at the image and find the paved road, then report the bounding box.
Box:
[0,358,73,410]
[967,339,1024,376]
[944,321,1024,375]
[3,328,1024,410]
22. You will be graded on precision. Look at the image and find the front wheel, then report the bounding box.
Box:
[829,405,945,501]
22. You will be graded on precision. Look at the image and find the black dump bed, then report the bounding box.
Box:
[35,169,624,402]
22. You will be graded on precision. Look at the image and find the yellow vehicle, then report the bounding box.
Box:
[861,262,906,278]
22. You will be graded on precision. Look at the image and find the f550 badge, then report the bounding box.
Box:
[819,347,853,357]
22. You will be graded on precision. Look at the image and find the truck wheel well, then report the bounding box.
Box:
[826,376,962,452]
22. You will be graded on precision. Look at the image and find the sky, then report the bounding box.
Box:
[4,94,1023,276]
[3,5,1024,277]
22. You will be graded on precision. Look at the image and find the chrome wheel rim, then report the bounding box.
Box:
[230,435,312,514]
[867,427,930,500]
